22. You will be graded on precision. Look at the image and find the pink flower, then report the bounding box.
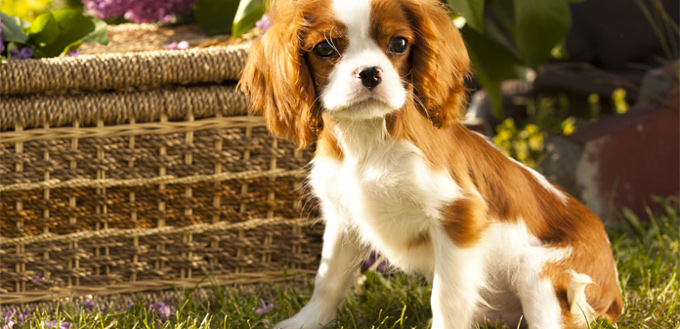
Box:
[255,14,271,31]
[163,41,190,50]
[44,320,72,329]
[252,298,275,315]
[83,0,196,23]
[149,300,174,322]
[83,298,104,312]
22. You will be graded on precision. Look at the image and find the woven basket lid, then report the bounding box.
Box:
[0,24,250,95]
[0,24,253,131]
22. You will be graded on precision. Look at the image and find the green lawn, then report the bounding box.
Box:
[3,196,678,329]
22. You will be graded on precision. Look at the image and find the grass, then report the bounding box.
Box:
[3,196,678,329]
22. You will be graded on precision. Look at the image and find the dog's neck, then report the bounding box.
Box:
[330,113,397,163]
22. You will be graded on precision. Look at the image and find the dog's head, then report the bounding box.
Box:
[240,0,470,147]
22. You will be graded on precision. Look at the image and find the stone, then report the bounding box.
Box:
[538,64,679,223]
[572,107,679,222]
[538,135,584,200]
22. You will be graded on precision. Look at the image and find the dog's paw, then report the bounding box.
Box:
[273,317,326,329]
[273,307,334,329]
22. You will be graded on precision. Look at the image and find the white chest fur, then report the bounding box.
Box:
[309,118,461,274]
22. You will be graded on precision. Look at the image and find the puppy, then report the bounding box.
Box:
[239,0,623,328]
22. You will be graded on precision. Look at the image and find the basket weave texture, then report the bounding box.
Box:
[0,24,322,305]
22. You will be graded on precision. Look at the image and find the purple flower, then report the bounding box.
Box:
[117,301,135,311]
[163,41,189,50]
[84,298,95,312]
[149,301,174,322]
[361,250,389,273]
[2,308,30,328]
[9,47,33,60]
[33,272,44,282]
[83,298,106,312]
[255,14,271,31]
[252,298,275,315]
[44,320,72,329]
[2,308,17,328]
[83,0,127,20]
[83,0,196,23]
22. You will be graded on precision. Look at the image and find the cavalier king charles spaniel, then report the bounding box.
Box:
[240,0,623,328]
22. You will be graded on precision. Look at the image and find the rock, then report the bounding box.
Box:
[538,135,584,200]
[541,107,679,223]
[571,107,679,222]
[538,63,679,223]
[466,80,533,126]
[635,61,680,109]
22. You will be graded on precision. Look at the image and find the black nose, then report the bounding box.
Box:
[357,67,382,91]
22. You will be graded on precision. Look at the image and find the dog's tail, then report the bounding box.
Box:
[566,270,596,328]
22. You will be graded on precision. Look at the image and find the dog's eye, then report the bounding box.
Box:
[314,41,337,58]
[388,37,408,55]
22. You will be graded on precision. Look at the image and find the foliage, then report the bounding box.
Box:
[611,195,680,328]
[193,0,263,37]
[448,0,578,119]
[0,10,109,61]
[492,85,633,168]
[493,95,576,168]
[493,119,547,168]
[76,0,264,38]
[193,0,239,36]
[0,0,52,22]
[632,0,679,61]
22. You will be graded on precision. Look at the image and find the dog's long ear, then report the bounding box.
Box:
[239,0,320,148]
[400,0,470,128]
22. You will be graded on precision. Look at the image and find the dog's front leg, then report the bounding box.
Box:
[430,229,487,329]
[274,217,362,329]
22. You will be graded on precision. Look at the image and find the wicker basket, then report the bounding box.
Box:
[0,24,322,305]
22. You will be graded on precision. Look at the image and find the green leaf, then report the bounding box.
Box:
[23,12,59,48]
[0,11,31,43]
[514,0,572,67]
[194,0,240,36]
[447,0,485,32]
[232,0,264,37]
[81,16,110,46]
[486,0,516,37]
[23,9,109,58]
[461,24,524,119]
[4,42,21,61]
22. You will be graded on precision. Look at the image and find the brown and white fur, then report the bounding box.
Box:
[239,0,623,328]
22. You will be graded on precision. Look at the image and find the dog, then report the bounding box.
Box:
[239,0,623,328]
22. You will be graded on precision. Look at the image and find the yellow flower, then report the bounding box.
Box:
[503,118,515,128]
[519,130,529,139]
[524,124,539,135]
[529,135,543,151]
[0,0,51,21]
[612,88,629,114]
[561,117,576,135]
[517,151,528,162]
